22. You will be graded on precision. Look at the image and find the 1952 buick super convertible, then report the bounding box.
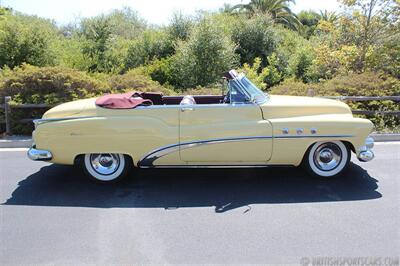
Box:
[28,70,375,183]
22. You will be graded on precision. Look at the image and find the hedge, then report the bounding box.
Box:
[0,64,173,134]
[0,66,398,134]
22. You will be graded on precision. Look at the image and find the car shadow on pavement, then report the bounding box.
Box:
[3,162,381,212]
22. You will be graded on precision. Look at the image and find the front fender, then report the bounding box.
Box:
[268,114,373,166]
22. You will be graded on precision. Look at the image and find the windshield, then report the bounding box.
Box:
[228,74,268,104]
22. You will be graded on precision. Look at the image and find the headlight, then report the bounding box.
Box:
[365,136,374,149]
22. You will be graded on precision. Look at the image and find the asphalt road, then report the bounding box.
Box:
[0,143,399,265]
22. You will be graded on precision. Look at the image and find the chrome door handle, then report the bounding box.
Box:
[181,107,194,112]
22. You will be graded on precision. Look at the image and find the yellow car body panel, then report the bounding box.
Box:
[32,94,373,167]
[179,104,272,163]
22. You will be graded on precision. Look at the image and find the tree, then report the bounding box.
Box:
[124,30,174,70]
[220,3,236,14]
[79,16,112,72]
[70,7,149,73]
[0,7,9,20]
[172,18,238,88]
[340,0,400,71]
[106,7,147,39]
[293,49,314,82]
[232,0,301,30]
[168,12,193,41]
[0,11,57,68]
[298,10,320,27]
[297,10,321,38]
[319,10,339,23]
[232,14,277,68]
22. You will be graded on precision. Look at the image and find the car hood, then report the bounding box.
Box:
[42,98,97,119]
[260,95,352,118]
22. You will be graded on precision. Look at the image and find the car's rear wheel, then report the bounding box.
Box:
[303,141,350,178]
[83,153,131,183]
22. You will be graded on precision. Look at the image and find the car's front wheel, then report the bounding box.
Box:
[303,141,350,178]
[83,153,131,183]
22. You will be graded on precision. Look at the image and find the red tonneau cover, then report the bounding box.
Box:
[95,92,153,109]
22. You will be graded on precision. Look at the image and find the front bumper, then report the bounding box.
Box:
[27,146,53,161]
[356,136,374,162]
[357,149,374,162]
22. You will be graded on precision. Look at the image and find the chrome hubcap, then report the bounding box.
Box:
[90,153,120,175]
[313,143,342,171]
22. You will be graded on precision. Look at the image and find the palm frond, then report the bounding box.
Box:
[230,0,301,30]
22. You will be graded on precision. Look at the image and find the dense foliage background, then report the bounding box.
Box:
[0,0,399,134]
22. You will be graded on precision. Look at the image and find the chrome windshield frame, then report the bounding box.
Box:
[228,73,268,105]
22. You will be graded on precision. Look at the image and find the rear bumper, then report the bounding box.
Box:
[27,146,53,161]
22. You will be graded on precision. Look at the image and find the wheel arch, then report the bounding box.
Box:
[301,139,354,164]
[73,153,135,166]
[342,140,356,153]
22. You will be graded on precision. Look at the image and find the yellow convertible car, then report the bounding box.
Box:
[28,70,375,183]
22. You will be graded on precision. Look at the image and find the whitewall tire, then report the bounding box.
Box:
[303,141,350,178]
[83,153,131,183]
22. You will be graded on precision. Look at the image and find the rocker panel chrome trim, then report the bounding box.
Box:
[139,164,294,169]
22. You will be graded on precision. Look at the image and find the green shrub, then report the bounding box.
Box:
[167,12,193,42]
[275,27,314,82]
[0,64,172,134]
[239,57,270,90]
[124,30,175,70]
[232,14,277,67]
[172,18,238,89]
[0,64,108,104]
[0,64,105,134]
[79,16,113,73]
[297,10,321,39]
[140,57,176,86]
[107,68,174,95]
[263,53,284,88]
[238,55,285,90]
[51,36,91,72]
[0,64,172,104]
[292,48,315,82]
[368,37,400,79]
[105,7,147,39]
[0,11,58,68]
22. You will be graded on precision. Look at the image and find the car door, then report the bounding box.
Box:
[179,102,273,163]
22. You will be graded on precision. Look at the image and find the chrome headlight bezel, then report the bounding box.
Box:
[365,136,374,149]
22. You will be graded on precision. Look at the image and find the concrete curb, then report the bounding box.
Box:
[371,133,400,142]
[0,136,33,148]
[1,134,400,149]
